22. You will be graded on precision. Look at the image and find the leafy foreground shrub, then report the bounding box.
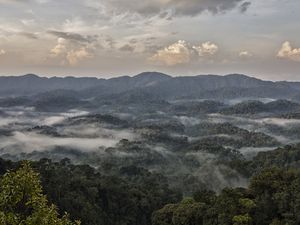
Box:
[0,162,80,225]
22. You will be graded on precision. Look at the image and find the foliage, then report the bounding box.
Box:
[152,198,206,225]
[0,158,181,225]
[2,145,300,225]
[0,162,79,225]
[153,168,300,225]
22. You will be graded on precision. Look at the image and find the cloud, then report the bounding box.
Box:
[193,42,219,57]
[277,41,300,62]
[0,108,138,154]
[90,0,251,17]
[20,19,35,26]
[0,0,48,4]
[0,131,119,153]
[119,44,135,52]
[149,40,219,66]
[239,1,251,13]
[0,0,23,4]
[50,38,67,56]
[50,37,94,65]
[149,40,192,66]
[239,50,253,58]
[47,30,98,43]
[66,47,92,66]
[19,32,38,39]
[0,49,6,56]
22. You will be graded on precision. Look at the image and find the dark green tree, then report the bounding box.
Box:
[0,162,80,225]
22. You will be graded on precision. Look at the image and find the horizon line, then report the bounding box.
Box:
[0,71,287,82]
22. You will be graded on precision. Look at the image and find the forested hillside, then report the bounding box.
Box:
[1,142,300,225]
[1,73,300,224]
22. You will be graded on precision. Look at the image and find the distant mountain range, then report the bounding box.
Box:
[1,72,300,101]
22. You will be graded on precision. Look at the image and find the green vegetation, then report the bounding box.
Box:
[224,143,300,177]
[2,143,300,224]
[220,100,300,115]
[153,168,300,225]
[0,158,181,225]
[187,122,280,148]
[0,162,79,225]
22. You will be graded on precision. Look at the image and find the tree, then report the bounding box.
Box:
[232,214,252,225]
[0,162,80,225]
[152,198,206,225]
[172,198,205,225]
[152,204,178,225]
[231,198,256,225]
[249,168,298,225]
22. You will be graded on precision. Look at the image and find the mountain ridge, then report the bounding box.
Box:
[0,72,279,81]
[1,72,300,101]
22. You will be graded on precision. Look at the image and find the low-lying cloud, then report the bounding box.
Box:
[0,107,138,155]
[0,131,120,154]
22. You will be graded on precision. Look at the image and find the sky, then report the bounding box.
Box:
[0,0,299,80]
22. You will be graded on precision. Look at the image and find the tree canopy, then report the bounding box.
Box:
[0,162,80,225]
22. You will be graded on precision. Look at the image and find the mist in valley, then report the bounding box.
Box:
[2,0,300,222]
[1,80,300,193]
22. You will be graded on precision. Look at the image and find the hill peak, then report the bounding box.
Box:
[134,72,172,80]
[21,74,41,79]
[224,74,259,80]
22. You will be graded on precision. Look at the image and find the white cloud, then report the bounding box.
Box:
[149,40,219,66]
[149,40,191,66]
[50,38,93,65]
[50,38,67,56]
[20,19,35,26]
[0,49,6,56]
[66,47,92,65]
[62,18,91,33]
[239,50,253,58]
[277,41,300,62]
[193,42,219,57]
